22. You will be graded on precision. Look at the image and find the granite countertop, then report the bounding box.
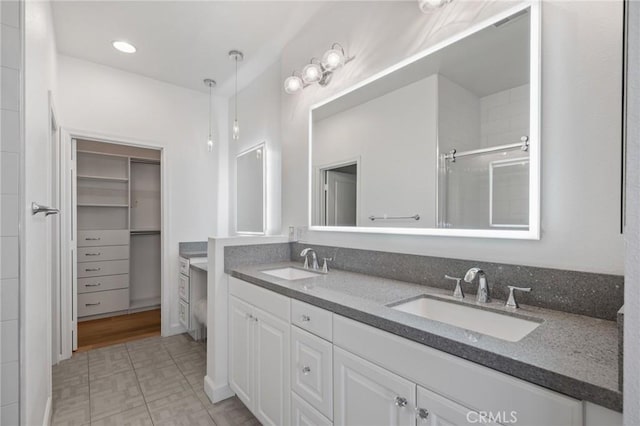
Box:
[191,262,208,272]
[180,250,207,259]
[231,261,621,411]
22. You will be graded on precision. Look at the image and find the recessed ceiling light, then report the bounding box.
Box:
[112,40,136,54]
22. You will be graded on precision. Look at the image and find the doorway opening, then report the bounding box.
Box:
[320,161,359,226]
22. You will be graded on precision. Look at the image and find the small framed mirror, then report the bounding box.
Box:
[236,143,266,234]
[309,3,540,239]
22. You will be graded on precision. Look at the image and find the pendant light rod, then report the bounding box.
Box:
[229,50,244,141]
[204,78,216,151]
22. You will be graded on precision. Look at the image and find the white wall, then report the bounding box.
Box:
[57,55,224,335]
[23,0,58,423]
[269,0,623,275]
[226,60,281,236]
[312,75,438,227]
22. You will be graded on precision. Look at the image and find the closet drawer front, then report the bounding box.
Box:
[291,300,332,341]
[179,274,190,302]
[78,245,129,263]
[78,274,129,294]
[78,289,129,317]
[78,230,129,247]
[291,326,333,419]
[291,392,333,426]
[179,257,190,276]
[179,299,190,330]
[78,260,129,278]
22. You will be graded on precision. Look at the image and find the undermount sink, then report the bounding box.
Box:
[390,296,541,342]
[261,267,322,281]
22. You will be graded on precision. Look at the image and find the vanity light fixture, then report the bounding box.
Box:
[229,50,244,141]
[204,78,216,152]
[284,43,354,95]
[112,40,136,53]
[418,0,452,13]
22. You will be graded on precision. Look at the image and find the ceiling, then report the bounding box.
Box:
[51,1,325,96]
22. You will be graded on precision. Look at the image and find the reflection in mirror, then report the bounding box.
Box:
[236,143,266,234]
[310,5,537,236]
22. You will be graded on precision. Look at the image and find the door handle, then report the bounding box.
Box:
[31,202,59,216]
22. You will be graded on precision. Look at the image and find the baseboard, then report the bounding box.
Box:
[42,396,52,426]
[204,375,235,403]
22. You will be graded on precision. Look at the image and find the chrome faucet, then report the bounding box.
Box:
[300,248,320,271]
[464,267,491,303]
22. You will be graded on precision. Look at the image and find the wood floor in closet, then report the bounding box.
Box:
[76,309,161,352]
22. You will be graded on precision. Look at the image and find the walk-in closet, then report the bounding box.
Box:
[75,139,162,350]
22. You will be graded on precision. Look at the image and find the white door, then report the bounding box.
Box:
[325,171,357,226]
[254,307,291,426]
[229,296,255,410]
[50,108,61,365]
[334,347,416,426]
[416,385,499,426]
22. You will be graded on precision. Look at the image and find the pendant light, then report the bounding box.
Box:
[229,50,244,141]
[204,78,216,152]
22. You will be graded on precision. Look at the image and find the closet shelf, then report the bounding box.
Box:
[130,229,161,235]
[77,175,129,183]
[77,203,129,208]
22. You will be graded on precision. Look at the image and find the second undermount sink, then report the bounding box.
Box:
[261,267,322,281]
[390,296,541,342]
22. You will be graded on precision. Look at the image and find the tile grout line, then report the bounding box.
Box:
[125,341,157,426]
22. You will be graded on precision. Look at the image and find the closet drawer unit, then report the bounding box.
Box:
[179,299,190,330]
[78,260,129,278]
[291,326,333,419]
[179,257,190,276]
[78,274,129,294]
[291,392,333,426]
[291,300,333,341]
[179,273,190,302]
[78,245,129,263]
[78,288,129,317]
[78,230,129,247]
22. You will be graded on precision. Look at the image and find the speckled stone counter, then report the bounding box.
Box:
[231,262,622,411]
[179,241,207,259]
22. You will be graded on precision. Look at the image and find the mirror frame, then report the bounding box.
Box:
[308,2,540,239]
[236,142,267,235]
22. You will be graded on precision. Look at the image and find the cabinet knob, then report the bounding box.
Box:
[394,396,408,408]
[416,408,429,421]
[302,366,311,375]
[301,314,311,322]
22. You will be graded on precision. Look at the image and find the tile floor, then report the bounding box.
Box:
[51,333,260,426]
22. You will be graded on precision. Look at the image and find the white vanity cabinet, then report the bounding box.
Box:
[229,277,291,426]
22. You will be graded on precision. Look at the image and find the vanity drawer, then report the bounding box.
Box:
[179,299,190,330]
[291,326,333,419]
[179,257,190,276]
[78,245,129,263]
[291,392,333,426]
[78,288,129,317]
[291,300,332,341]
[179,273,190,302]
[78,230,129,247]
[78,260,129,278]
[78,274,129,294]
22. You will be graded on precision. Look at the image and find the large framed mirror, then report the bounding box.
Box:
[309,3,540,239]
[237,143,266,234]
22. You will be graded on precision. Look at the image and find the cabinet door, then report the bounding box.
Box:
[254,306,291,426]
[416,386,499,426]
[292,392,333,426]
[229,295,255,410]
[334,347,415,426]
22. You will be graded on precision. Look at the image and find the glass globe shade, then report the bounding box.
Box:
[284,75,303,94]
[302,63,323,84]
[321,49,345,71]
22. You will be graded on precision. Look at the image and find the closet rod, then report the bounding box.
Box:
[130,230,161,235]
[130,158,161,165]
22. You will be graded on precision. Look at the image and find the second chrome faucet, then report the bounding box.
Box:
[445,267,531,308]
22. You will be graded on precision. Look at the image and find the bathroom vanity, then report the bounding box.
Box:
[226,262,621,426]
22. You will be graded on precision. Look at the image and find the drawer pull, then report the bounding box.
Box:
[394,396,408,408]
[85,252,101,256]
[85,268,101,272]
[85,283,101,287]
[416,408,429,421]
[85,302,101,306]
[301,314,311,322]
[85,237,101,241]
[301,366,311,375]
